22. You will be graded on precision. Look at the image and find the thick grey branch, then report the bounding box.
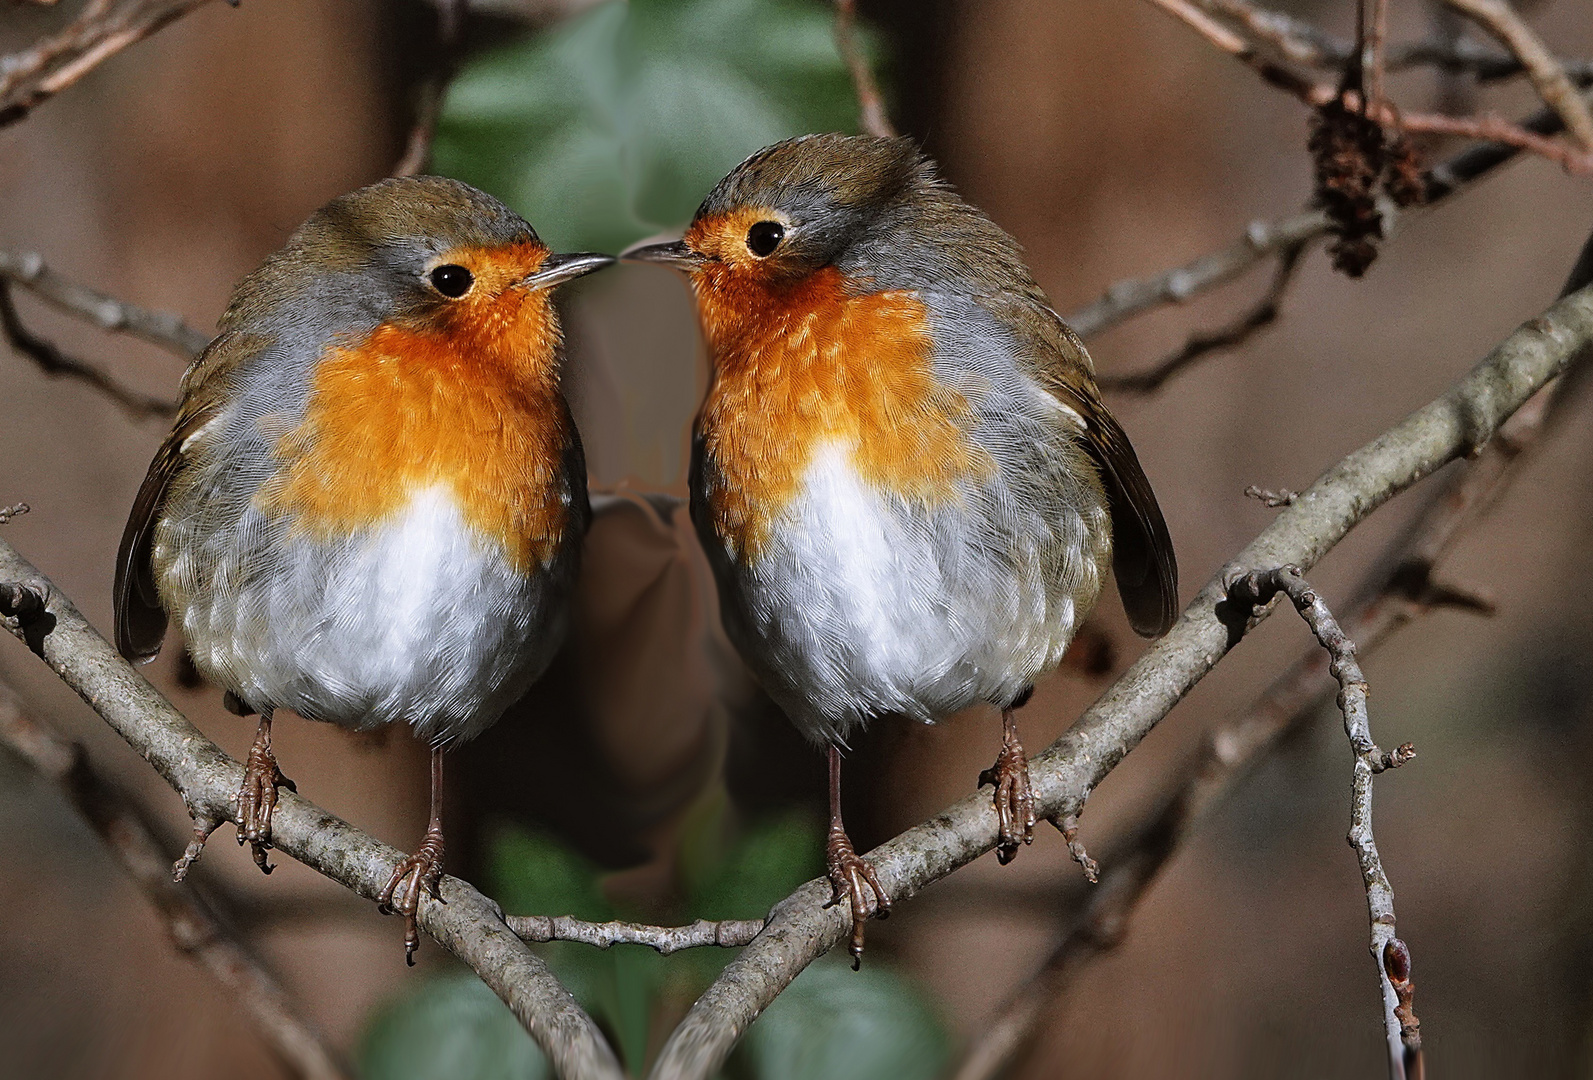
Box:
[0,547,625,1080]
[0,682,349,1080]
[647,278,1593,1080]
[508,915,767,955]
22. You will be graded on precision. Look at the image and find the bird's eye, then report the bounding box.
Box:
[429,264,474,298]
[746,221,785,258]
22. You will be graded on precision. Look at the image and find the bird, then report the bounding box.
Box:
[113,175,610,962]
[625,133,1177,965]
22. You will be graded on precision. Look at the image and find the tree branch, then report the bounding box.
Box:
[1069,83,1592,348]
[645,277,1593,1080]
[1441,0,1593,150]
[0,552,625,1080]
[1227,567,1419,1079]
[833,0,894,138]
[1096,238,1309,394]
[507,915,767,955]
[0,250,210,358]
[0,681,350,1080]
[392,0,467,178]
[0,0,228,128]
[1,279,176,419]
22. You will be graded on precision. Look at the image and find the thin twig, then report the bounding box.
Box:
[0,549,625,1080]
[392,0,467,177]
[1228,567,1418,1079]
[0,250,210,358]
[1441,0,1593,150]
[0,0,225,128]
[1244,485,1299,507]
[1069,83,1593,343]
[833,0,894,138]
[0,684,350,1080]
[507,915,767,955]
[1363,0,1389,116]
[1,280,175,419]
[1397,108,1593,174]
[1097,239,1309,393]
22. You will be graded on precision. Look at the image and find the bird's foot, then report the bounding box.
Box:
[379,821,446,966]
[235,728,295,875]
[823,824,890,969]
[979,727,1036,865]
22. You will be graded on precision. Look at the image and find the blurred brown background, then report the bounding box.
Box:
[3,0,1593,1077]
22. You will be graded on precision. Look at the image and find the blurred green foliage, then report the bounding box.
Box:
[358,804,947,1079]
[432,0,873,253]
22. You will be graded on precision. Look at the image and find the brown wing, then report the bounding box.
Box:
[1022,313,1179,638]
[113,331,252,661]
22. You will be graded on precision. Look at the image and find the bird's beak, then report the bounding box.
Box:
[521,251,615,290]
[621,238,704,271]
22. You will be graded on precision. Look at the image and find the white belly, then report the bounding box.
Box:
[163,486,566,746]
[716,442,1094,744]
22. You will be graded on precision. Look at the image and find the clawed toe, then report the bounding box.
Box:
[235,719,292,874]
[982,721,1036,865]
[379,824,446,966]
[825,830,891,969]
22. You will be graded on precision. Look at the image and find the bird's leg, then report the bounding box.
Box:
[821,742,890,969]
[979,705,1037,865]
[379,747,447,965]
[235,707,295,875]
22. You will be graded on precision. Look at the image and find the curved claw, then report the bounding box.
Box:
[825,831,891,970]
[236,724,292,875]
[982,727,1037,865]
[379,823,446,966]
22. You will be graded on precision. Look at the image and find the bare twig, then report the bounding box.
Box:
[392,0,467,177]
[1441,0,1593,150]
[645,276,1593,1080]
[1,279,176,419]
[1145,0,1331,103]
[0,684,350,1080]
[1362,0,1389,115]
[1244,484,1299,506]
[833,0,894,138]
[0,0,226,128]
[507,915,766,955]
[0,251,209,358]
[1398,108,1593,174]
[1070,84,1593,343]
[0,546,625,1080]
[0,503,28,525]
[1228,567,1418,1079]
[1097,239,1309,393]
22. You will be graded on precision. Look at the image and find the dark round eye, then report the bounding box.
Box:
[429,264,473,298]
[746,221,785,258]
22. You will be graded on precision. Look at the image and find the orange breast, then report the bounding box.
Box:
[258,317,571,572]
[695,264,989,559]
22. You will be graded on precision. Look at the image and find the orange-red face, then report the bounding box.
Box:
[627,209,991,560]
[258,240,610,570]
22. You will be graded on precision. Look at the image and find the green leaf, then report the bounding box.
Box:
[488,824,614,923]
[360,973,549,1080]
[433,0,875,252]
[728,960,950,1080]
[686,808,825,922]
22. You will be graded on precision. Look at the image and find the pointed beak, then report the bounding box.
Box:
[620,238,704,271]
[520,251,615,290]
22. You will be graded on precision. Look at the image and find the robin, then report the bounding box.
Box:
[113,175,610,962]
[626,134,1177,965]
